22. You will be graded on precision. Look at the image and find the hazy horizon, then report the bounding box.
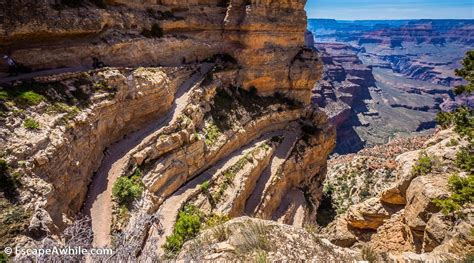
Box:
[308,18,474,21]
[305,0,474,20]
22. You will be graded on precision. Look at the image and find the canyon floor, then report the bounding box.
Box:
[309,19,472,154]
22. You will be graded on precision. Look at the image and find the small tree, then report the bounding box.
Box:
[411,153,433,176]
[434,174,474,215]
[434,50,473,215]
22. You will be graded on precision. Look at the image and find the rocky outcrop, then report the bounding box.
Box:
[256,111,335,222]
[115,85,335,257]
[1,66,194,232]
[312,43,375,153]
[178,217,357,262]
[322,129,473,261]
[1,2,332,262]
[1,0,320,103]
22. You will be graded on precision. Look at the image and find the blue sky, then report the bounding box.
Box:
[305,0,474,20]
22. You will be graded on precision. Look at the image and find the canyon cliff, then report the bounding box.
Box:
[1,0,320,103]
[0,0,334,261]
[1,2,471,262]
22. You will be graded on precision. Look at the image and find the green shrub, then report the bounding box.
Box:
[453,50,474,96]
[112,169,143,206]
[199,180,210,194]
[411,153,433,176]
[23,118,40,130]
[163,205,203,255]
[0,160,21,191]
[205,213,229,228]
[16,91,44,107]
[0,252,8,262]
[455,147,474,173]
[447,138,459,147]
[163,233,183,255]
[117,205,130,223]
[464,253,474,263]
[434,174,474,215]
[0,90,8,100]
[436,51,473,140]
[204,120,221,146]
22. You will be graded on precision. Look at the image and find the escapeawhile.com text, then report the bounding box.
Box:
[4,246,114,256]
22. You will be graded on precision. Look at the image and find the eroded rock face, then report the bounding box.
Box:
[322,129,473,261]
[1,66,194,230]
[178,217,357,262]
[1,2,332,261]
[1,0,320,103]
[113,83,334,258]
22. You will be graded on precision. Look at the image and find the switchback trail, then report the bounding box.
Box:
[244,125,300,215]
[142,132,280,258]
[83,64,213,248]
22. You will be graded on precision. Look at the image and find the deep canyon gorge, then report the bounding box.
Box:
[0,0,472,262]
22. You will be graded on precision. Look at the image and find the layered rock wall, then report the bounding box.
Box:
[2,67,194,231]
[1,0,319,103]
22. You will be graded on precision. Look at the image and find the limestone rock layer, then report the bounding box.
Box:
[1,0,320,103]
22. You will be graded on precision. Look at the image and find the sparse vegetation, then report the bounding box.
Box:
[434,174,474,215]
[205,213,229,228]
[447,138,459,147]
[236,221,271,254]
[361,246,378,263]
[212,224,230,242]
[163,205,203,256]
[463,253,474,263]
[117,205,131,224]
[23,118,40,130]
[0,79,98,121]
[48,102,81,124]
[203,120,222,146]
[0,159,21,193]
[255,250,269,263]
[436,106,474,138]
[411,152,433,176]
[199,180,210,194]
[455,147,474,173]
[93,81,115,92]
[212,154,251,203]
[207,87,301,136]
[453,50,473,96]
[0,159,7,173]
[0,199,31,252]
[0,252,8,262]
[112,169,144,206]
[16,91,45,107]
[434,51,473,215]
